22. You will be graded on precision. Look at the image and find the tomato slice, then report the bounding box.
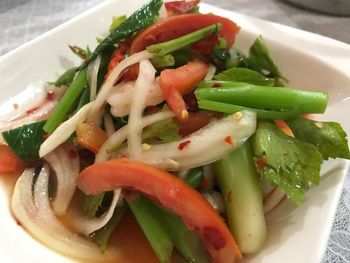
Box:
[77,159,242,263]
[130,13,240,54]
[76,121,108,153]
[0,144,25,174]
[159,59,208,120]
[165,0,200,15]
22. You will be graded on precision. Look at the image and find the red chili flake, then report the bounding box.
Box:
[255,157,266,172]
[13,103,19,110]
[212,83,222,88]
[26,107,39,114]
[42,134,49,140]
[15,218,22,226]
[226,191,232,202]
[69,149,77,159]
[203,226,227,250]
[224,135,234,146]
[46,90,55,100]
[178,140,191,151]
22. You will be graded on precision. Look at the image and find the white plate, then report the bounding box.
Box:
[0,1,349,262]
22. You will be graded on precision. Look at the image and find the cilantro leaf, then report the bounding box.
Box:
[245,36,287,82]
[2,121,46,161]
[286,118,350,160]
[252,121,323,204]
[214,67,275,86]
[83,193,106,218]
[53,67,77,87]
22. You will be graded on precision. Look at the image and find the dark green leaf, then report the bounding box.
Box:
[88,0,163,64]
[53,67,77,87]
[182,167,203,189]
[74,87,90,113]
[252,121,323,204]
[2,121,46,161]
[246,36,287,82]
[214,67,275,86]
[286,118,350,160]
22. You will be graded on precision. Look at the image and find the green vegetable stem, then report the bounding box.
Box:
[213,141,267,254]
[195,81,328,119]
[128,195,173,263]
[44,68,88,133]
[147,24,222,56]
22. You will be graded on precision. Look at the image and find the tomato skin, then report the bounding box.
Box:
[159,59,208,120]
[178,110,222,136]
[76,121,108,153]
[77,159,242,263]
[0,145,25,173]
[165,0,200,15]
[130,14,240,54]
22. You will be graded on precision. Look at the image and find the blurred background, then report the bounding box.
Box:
[0,0,349,262]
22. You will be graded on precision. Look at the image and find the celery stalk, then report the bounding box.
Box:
[128,196,173,263]
[159,209,210,263]
[213,141,267,254]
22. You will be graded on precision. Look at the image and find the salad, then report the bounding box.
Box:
[0,0,349,262]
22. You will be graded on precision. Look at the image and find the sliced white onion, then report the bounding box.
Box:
[263,187,286,214]
[12,167,120,260]
[0,82,47,122]
[128,59,156,157]
[88,50,153,120]
[108,79,164,117]
[158,2,168,19]
[87,56,102,102]
[96,110,174,163]
[128,110,257,171]
[204,64,216,81]
[103,112,115,137]
[39,102,92,157]
[202,191,225,213]
[71,189,121,235]
[44,143,79,216]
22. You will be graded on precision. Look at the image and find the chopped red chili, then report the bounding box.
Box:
[46,90,55,100]
[224,135,234,146]
[178,140,191,151]
[42,134,49,140]
[255,157,266,173]
[212,83,222,88]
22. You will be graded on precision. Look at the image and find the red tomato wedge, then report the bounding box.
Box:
[159,59,208,120]
[77,159,242,263]
[129,13,240,53]
[0,144,25,173]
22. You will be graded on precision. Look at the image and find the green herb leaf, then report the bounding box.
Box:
[252,121,323,204]
[109,15,127,32]
[83,193,106,218]
[2,121,46,161]
[214,67,275,86]
[151,54,175,68]
[142,118,180,144]
[286,118,350,160]
[88,0,163,64]
[91,203,127,252]
[181,167,203,189]
[245,36,287,82]
[53,67,78,87]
